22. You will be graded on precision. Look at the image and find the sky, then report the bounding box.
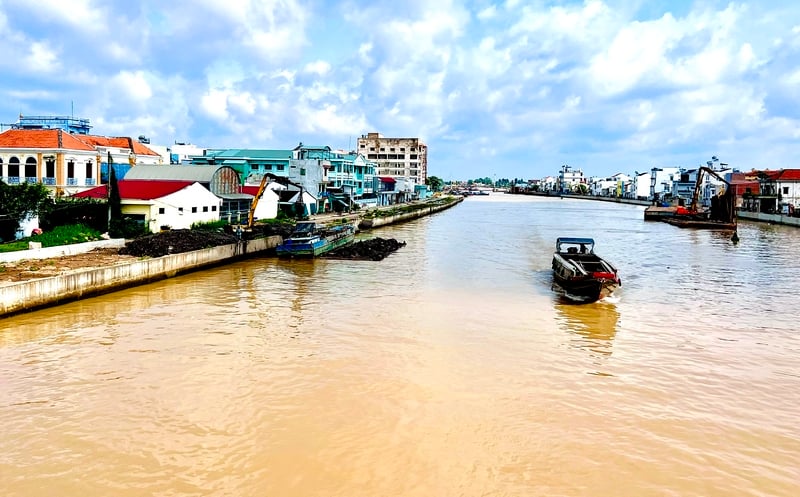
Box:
[1,0,799,181]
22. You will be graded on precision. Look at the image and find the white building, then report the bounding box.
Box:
[73,180,222,232]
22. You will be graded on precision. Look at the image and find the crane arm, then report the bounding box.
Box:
[690,166,731,212]
[246,173,270,228]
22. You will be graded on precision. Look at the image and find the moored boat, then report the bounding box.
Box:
[276,221,355,257]
[551,237,621,302]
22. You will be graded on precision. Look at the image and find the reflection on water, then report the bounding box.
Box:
[2,195,800,497]
[554,298,620,359]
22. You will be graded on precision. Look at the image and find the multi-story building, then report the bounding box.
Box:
[557,165,585,193]
[356,132,427,185]
[0,128,160,196]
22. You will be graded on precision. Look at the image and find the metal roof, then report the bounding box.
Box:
[123,165,223,182]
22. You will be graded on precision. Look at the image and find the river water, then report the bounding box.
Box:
[2,194,799,497]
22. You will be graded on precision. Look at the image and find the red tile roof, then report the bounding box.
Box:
[0,129,96,151]
[77,134,161,156]
[777,169,800,181]
[72,180,195,200]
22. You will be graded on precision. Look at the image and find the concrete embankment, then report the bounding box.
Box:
[358,197,463,230]
[1,236,281,318]
[2,197,464,318]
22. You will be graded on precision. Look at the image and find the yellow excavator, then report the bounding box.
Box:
[229,173,307,236]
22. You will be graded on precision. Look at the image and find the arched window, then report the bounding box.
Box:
[25,157,37,182]
[8,157,20,184]
[0,157,4,179]
[85,159,94,185]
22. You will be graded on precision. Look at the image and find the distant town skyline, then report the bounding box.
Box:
[1,0,799,181]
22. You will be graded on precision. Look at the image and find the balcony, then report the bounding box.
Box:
[42,177,56,185]
[5,176,20,185]
[85,178,96,186]
[67,178,78,186]
[24,177,38,184]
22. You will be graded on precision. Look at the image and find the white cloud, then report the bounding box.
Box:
[112,71,153,103]
[1,0,800,177]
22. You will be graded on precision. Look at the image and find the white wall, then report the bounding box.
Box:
[150,182,222,231]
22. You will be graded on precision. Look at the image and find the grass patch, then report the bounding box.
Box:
[0,224,102,253]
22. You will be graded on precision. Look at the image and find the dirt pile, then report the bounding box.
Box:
[323,237,406,261]
[119,230,238,258]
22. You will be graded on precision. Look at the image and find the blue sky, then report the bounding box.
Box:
[1,0,799,181]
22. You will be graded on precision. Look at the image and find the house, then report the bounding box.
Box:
[0,129,100,195]
[76,134,162,182]
[0,128,161,196]
[123,164,249,221]
[73,180,222,232]
[751,169,800,214]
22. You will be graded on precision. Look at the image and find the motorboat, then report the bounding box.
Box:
[551,237,621,302]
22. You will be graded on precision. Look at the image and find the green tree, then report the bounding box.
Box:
[426,175,444,192]
[0,182,51,241]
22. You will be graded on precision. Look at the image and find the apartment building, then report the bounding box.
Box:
[356,132,427,185]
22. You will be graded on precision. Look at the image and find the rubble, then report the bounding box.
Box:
[323,237,406,261]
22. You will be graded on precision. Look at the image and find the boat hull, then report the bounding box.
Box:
[276,225,355,257]
[552,273,620,302]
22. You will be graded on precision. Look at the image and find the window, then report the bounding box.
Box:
[203,206,208,212]
[158,207,165,214]
[212,205,217,211]
[191,207,198,213]
[67,160,75,178]
[86,161,93,179]
[178,207,184,212]
[277,164,285,171]
[300,168,306,176]
[25,157,37,179]
[783,187,789,195]
[8,157,20,177]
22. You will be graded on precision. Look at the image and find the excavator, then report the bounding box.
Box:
[674,166,735,223]
[229,173,308,235]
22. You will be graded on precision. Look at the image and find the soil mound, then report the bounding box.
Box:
[323,237,406,261]
[119,230,237,257]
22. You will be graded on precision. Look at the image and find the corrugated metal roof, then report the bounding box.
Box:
[124,165,221,182]
[214,149,293,160]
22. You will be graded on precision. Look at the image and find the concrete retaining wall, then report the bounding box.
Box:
[359,198,463,229]
[0,238,127,264]
[736,211,800,227]
[1,235,281,318]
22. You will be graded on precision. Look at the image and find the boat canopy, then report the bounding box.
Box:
[556,237,595,245]
[556,237,596,253]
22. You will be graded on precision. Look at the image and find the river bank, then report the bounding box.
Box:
[0,196,463,318]
[511,190,800,228]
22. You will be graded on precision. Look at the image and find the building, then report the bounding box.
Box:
[0,129,101,195]
[123,164,250,221]
[73,180,221,232]
[356,132,427,185]
[0,128,163,196]
[557,165,586,193]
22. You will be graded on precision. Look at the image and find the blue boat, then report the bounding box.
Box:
[276,222,355,257]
